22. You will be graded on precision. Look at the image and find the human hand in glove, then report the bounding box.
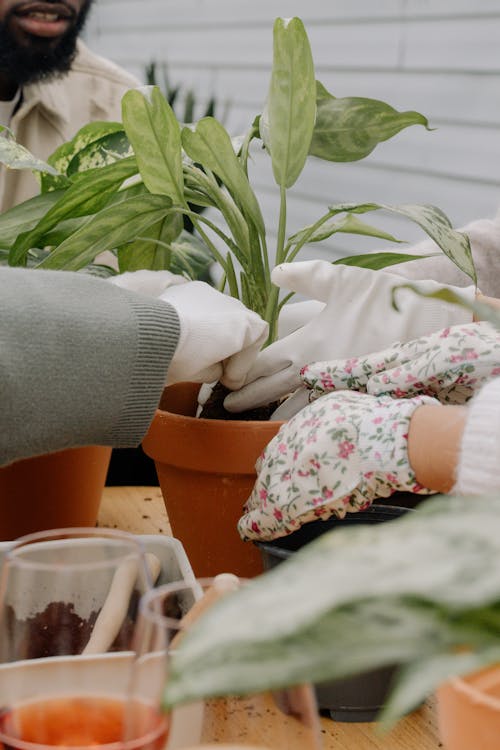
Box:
[109,269,188,295]
[160,281,268,388]
[224,260,475,413]
[302,321,500,406]
[238,389,438,541]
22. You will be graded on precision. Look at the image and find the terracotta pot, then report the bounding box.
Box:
[142,382,283,577]
[0,446,112,540]
[437,666,500,750]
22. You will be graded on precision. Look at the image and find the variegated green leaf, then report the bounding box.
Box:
[0,136,59,175]
[66,130,132,175]
[42,121,125,191]
[262,17,316,188]
[37,194,172,271]
[122,86,184,201]
[163,496,500,709]
[326,202,476,283]
[310,81,430,162]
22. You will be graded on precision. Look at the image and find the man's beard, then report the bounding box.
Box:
[0,0,94,87]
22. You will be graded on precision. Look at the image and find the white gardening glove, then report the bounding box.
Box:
[239,389,438,541]
[160,281,268,388]
[224,260,475,413]
[109,269,188,296]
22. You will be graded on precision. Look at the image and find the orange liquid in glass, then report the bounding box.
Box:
[0,696,168,750]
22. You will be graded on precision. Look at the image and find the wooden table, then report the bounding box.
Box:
[99,487,441,750]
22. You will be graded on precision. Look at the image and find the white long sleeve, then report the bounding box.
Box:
[453,378,500,495]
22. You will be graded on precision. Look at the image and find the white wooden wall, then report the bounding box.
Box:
[84,0,500,262]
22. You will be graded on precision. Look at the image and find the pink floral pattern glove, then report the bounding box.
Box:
[302,321,500,406]
[239,390,438,541]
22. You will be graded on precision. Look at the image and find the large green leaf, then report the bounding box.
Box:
[37,194,172,271]
[10,157,138,266]
[163,496,500,711]
[182,118,265,239]
[122,86,184,201]
[310,81,430,162]
[261,17,316,188]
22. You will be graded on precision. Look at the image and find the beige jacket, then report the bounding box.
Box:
[0,41,138,212]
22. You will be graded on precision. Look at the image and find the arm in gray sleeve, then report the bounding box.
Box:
[0,268,180,466]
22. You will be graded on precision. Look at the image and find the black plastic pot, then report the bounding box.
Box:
[256,504,412,723]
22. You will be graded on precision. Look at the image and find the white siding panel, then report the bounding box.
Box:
[84,1,500,261]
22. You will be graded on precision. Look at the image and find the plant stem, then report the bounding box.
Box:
[275,185,288,265]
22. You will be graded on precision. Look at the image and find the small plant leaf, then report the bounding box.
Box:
[37,194,172,271]
[66,130,132,175]
[289,214,403,246]
[122,86,184,202]
[0,135,59,175]
[310,81,430,162]
[262,17,316,188]
[334,251,438,271]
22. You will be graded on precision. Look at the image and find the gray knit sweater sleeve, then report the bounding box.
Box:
[0,268,180,466]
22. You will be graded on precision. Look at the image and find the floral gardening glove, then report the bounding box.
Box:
[238,390,438,541]
[302,321,500,406]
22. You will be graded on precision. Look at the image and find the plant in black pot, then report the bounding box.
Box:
[162,494,500,750]
[257,503,411,722]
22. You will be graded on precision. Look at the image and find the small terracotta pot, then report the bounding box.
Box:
[0,446,112,540]
[142,382,283,577]
[437,666,500,750]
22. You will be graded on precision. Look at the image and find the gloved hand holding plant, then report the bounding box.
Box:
[238,389,438,541]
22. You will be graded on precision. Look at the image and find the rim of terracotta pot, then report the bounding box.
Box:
[447,667,500,711]
[142,382,284,473]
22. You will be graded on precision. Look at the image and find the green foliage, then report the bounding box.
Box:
[163,495,500,729]
[0,16,475,318]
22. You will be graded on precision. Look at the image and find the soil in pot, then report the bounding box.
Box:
[256,504,411,723]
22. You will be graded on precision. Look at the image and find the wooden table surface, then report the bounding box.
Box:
[99,486,441,750]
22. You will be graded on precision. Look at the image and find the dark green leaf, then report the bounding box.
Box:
[37,194,172,271]
[0,190,64,249]
[334,251,438,271]
[10,157,138,266]
[117,212,183,271]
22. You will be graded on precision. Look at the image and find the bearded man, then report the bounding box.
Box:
[0,0,138,210]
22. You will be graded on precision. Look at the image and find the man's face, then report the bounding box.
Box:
[0,0,94,86]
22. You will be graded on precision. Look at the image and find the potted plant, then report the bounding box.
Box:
[0,19,475,559]
[160,493,500,750]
